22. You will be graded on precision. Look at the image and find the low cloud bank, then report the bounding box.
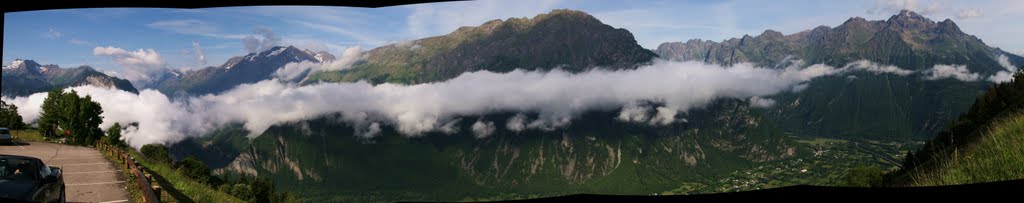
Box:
[2,58,1000,148]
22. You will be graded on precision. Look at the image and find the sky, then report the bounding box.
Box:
[4,0,1024,77]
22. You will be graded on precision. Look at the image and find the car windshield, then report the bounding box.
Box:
[0,157,38,180]
[0,129,9,134]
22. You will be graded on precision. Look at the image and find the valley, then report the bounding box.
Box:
[3,3,1023,202]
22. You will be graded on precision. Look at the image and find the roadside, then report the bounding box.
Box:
[0,141,130,203]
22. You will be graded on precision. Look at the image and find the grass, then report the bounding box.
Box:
[100,147,146,203]
[906,112,1024,186]
[11,129,48,142]
[117,147,244,203]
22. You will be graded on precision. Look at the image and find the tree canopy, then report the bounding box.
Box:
[38,89,104,146]
[0,100,26,129]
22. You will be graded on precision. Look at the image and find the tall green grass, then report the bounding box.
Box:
[120,148,245,203]
[11,130,48,142]
[906,112,1024,186]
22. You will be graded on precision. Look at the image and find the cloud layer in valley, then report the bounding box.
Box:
[2,57,1006,149]
[989,54,1020,83]
[4,59,838,148]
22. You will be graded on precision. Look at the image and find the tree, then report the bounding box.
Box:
[105,123,127,149]
[175,156,211,183]
[37,89,104,145]
[0,100,26,129]
[38,89,63,138]
[141,144,172,164]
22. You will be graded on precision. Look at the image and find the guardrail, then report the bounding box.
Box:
[97,142,162,203]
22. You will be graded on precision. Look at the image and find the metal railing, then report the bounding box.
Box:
[97,142,162,203]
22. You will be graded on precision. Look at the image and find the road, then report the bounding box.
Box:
[1,141,129,203]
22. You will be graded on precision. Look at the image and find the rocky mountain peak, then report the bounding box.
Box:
[887,9,936,31]
[758,29,785,40]
[4,59,41,73]
[936,18,963,35]
[304,49,337,63]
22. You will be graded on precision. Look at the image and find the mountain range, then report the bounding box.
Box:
[657,10,1024,139]
[4,8,1023,202]
[2,59,138,96]
[167,9,1024,201]
[151,46,326,96]
[305,9,657,84]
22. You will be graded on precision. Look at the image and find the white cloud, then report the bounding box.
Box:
[439,118,461,135]
[282,36,349,54]
[616,102,652,123]
[1011,50,1024,57]
[956,8,983,19]
[274,45,363,81]
[749,96,776,108]
[43,27,62,39]
[506,113,528,132]
[68,38,91,46]
[147,19,247,39]
[868,0,941,15]
[192,42,207,66]
[1,95,46,125]
[989,54,1019,83]
[4,59,896,148]
[843,60,915,76]
[924,64,980,81]
[471,120,496,138]
[92,46,167,85]
[649,107,679,126]
[242,27,282,53]
[288,20,385,46]
[3,87,196,148]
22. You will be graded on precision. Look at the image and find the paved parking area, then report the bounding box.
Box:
[1,142,129,203]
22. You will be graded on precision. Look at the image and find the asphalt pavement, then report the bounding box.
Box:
[1,141,129,203]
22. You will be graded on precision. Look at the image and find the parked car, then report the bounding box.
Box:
[0,128,11,145]
[0,154,65,203]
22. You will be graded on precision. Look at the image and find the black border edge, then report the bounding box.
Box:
[2,0,467,13]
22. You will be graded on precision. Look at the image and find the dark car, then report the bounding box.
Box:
[0,128,12,145]
[0,154,65,203]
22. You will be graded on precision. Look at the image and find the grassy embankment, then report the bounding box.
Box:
[903,112,1024,186]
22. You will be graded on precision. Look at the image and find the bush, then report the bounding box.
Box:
[175,156,211,183]
[140,144,172,164]
[845,165,884,187]
[217,175,296,203]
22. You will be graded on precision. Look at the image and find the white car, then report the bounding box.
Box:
[0,128,11,145]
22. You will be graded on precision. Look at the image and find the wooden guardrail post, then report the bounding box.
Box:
[97,141,160,203]
[152,186,162,202]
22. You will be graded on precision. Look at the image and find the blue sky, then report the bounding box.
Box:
[4,0,1023,79]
